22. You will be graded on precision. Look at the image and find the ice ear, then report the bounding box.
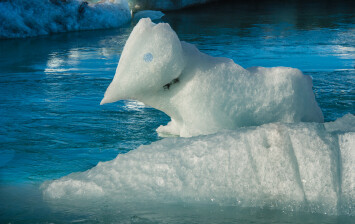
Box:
[101,18,185,105]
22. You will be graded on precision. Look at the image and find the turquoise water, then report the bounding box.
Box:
[0,0,354,223]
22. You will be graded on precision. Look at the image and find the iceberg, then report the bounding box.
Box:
[133,10,165,21]
[42,114,355,215]
[0,0,131,39]
[101,18,324,137]
[128,0,219,11]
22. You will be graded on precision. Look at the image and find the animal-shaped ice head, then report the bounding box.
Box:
[101,18,185,104]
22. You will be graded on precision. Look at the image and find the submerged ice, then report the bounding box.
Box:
[101,18,323,137]
[0,0,131,39]
[42,114,355,215]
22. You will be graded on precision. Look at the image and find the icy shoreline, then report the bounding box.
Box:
[0,0,131,39]
[0,0,221,39]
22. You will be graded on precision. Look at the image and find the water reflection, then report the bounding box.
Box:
[124,100,146,111]
[0,27,131,74]
[165,0,355,70]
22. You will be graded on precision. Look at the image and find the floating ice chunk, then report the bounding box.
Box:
[133,10,164,21]
[324,113,355,133]
[0,0,131,39]
[101,18,324,137]
[42,115,355,215]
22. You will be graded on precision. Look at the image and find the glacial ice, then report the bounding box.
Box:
[133,10,164,21]
[42,114,355,215]
[101,18,324,137]
[0,0,131,39]
[128,0,218,11]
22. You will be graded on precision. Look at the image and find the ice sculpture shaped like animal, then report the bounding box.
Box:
[101,18,324,137]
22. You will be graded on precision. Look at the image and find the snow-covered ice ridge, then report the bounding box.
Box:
[42,114,355,215]
[101,18,324,137]
[0,0,131,39]
[128,0,219,11]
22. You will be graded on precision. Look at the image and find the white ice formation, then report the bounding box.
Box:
[128,0,218,11]
[42,114,355,215]
[133,10,165,21]
[0,0,131,39]
[101,18,324,137]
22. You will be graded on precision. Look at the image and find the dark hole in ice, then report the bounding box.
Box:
[164,78,179,90]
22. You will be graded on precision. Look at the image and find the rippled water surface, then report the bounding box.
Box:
[0,0,354,223]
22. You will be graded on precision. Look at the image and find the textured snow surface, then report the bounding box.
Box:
[0,0,131,39]
[101,19,324,137]
[42,114,355,215]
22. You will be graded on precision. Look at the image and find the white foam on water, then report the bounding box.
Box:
[0,0,131,39]
[42,114,355,215]
[101,18,324,137]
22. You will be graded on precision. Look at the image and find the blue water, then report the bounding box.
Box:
[0,0,354,223]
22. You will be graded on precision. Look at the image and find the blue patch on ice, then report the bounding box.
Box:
[143,53,153,62]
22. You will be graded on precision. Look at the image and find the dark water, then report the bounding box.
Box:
[0,0,354,223]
